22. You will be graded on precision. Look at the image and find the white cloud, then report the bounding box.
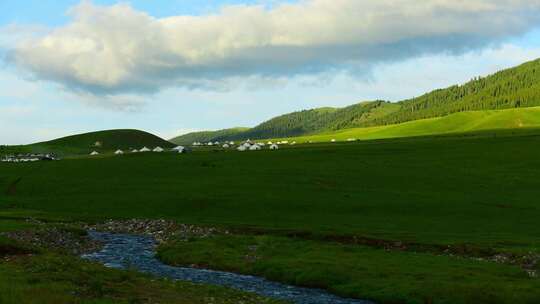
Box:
[4,0,540,103]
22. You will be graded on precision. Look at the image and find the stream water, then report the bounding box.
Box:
[82,231,373,304]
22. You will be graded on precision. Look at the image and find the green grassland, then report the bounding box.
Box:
[158,235,540,304]
[0,251,283,304]
[1,129,174,157]
[270,106,540,143]
[2,130,540,247]
[0,216,283,304]
[2,129,540,303]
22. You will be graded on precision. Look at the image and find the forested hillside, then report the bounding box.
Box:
[170,128,249,145]
[364,58,540,127]
[172,58,540,144]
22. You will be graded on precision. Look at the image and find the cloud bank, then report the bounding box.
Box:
[7,0,540,97]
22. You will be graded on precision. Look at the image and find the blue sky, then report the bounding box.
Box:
[2,0,540,144]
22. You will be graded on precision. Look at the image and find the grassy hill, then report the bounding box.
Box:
[174,58,540,143]
[172,102,398,143]
[2,129,174,156]
[271,106,540,143]
[171,128,249,145]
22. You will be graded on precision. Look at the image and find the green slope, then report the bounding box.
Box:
[3,129,174,156]
[173,101,399,144]
[275,106,540,143]
[175,57,540,143]
[170,128,249,145]
[372,58,540,127]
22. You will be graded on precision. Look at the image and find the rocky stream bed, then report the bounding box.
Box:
[82,231,373,304]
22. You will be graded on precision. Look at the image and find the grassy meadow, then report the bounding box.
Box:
[268,106,540,144]
[0,216,283,304]
[1,129,174,157]
[2,130,540,247]
[2,129,540,303]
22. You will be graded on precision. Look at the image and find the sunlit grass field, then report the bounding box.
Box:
[2,130,540,248]
[269,106,540,143]
[2,129,540,303]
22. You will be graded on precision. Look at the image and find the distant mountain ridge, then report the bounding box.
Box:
[171,58,540,144]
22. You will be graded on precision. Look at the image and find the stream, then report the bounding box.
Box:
[82,231,373,304]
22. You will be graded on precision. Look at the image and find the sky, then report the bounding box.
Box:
[2,0,540,145]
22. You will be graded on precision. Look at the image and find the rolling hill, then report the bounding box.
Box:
[274,106,540,143]
[170,128,249,145]
[2,129,174,156]
[172,58,540,144]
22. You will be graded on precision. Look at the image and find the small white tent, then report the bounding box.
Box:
[237,145,247,152]
[222,144,230,148]
[249,144,262,151]
[115,149,124,155]
[90,151,99,156]
[131,149,139,153]
[229,141,235,145]
[270,144,279,150]
[153,146,164,152]
[172,146,186,153]
[140,147,151,152]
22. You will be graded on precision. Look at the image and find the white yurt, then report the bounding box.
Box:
[242,142,251,148]
[115,149,124,155]
[172,146,185,152]
[237,145,247,152]
[153,146,164,152]
[229,141,235,145]
[270,144,279,150]
[90,151,99,156]
[249,144,262,151]
[131,149,139,153]
[331,139,336,143]
[267,141,273,145]
[214,141,220,145]
[222,144,230,148]
[140,147,151,152]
